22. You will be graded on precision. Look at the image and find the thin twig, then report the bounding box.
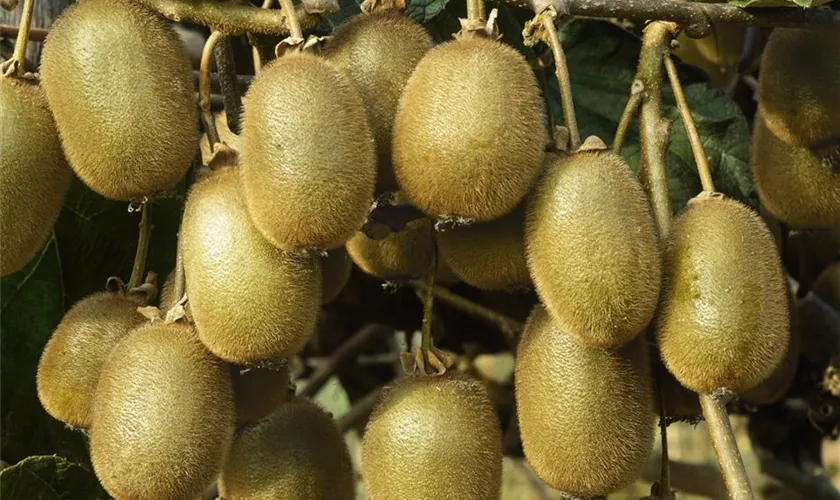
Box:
[1,0,33,77]
[338,385,382,433]
[541,11,580,151]
[128,203,153,290]
[700,392,755,500]
[132,0,328,35]
[199,31,223,147]
[658,382,674,500]
[664,55,715,192]
[612,81,642,154]
[212,36,243,135]
[407,280,523,348]
[301,324,393,398]
[278,0,303,41]
[420,241,438,370]
[0,24,46,42]
[172,237,185,305]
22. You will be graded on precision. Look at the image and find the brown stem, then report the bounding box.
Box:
[407,280,523,348]
[612,81,642,154]
[699,392,755,500]
[278,0,303,41]
[128,202,153,290]
[338,385,382,433]
[301,324,393,398]
[466,0,482,21]
[199,31,223,147]
[2,0,33,77]
[541,11,580,151]
[172,237,185,305]
[0,23,46,42]
[420,240,438,370]
[212,36,242,135]
[636,21,674,239]
[658,382,674,500]
[251,0,275,75]
[132,0,327,35]
[664,55,716,193]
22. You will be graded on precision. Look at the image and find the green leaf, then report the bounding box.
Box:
[406,0,451,24]
[547,20,755,212]
[728,0,833,7]
[0,456,106,500]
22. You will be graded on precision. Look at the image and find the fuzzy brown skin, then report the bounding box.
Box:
[515,304,654,497]
[320,248,353,304]
[36,292,144,428]
[758,26,840,149]
[241,53,376,251]
[752,117,840,228]
[438,204,529,291]
[231,364,290,424]
[181,168,322,364]
[218,399,354,500]
[323,13,433,193]
[0,77,72,276]
[90,322,235,500]
[657,195,790,393]
[40,0,197,201]
[362,373,502,500]
[813,261,840,311]
[346,217,433,279]
[526,151,661,348]
[393,38,547,222]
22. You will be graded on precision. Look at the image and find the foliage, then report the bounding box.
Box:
[0,455,107,500]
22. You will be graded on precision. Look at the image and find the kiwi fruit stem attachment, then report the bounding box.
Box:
[105,272,158,308]
[127,201,153,290]
[613,80,644,155]
[523,7,580,151]
[0,0,33,78]
[663,54,715,192]
[200,31,224,147]
[276,0,305,53]
[699,391,755,500]
[359,0,407,14]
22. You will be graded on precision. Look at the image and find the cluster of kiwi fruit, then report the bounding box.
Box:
[4,0,835,495]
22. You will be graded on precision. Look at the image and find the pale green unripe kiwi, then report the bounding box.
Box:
[40,0,197,201]
[323,12,433,192]
[90,321,235,500]
[657,194,790,393]
[526,151,662,348]
[181,167,322,364]
[231,364,291,424]
[320,248,353,304]
[346,217,434,279]
[438,203,529,291]
[218,398,354,500]
[0,77,72,276]
[758,26,840,148]
[393,37,548,222]
[36,291,144,428]
[752,116,840,228]
[515,304,654,497]
[241,52,376,251]
[362,373,502,500]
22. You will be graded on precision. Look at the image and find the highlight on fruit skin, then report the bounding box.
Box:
[657,194,790,394]
[758,26,840,149]
[232,364,291,425]
[323,12,433,192]
[525,151,661,349]
[90,321,235,500]
[218,398,354,500]
[392,37,548,222]
[36,291,145,428]
[361,372,502,500]
[346,217,434,280]
[438,203,530,291]
[752,116,840,228]
[40,0,197,201]
[320,248,353,304]
[515,304,655,497]
[181,167,322,364]
[241,52,376,251]
[0,76,72,277]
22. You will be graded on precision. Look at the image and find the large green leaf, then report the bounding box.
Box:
[0,455,106,500]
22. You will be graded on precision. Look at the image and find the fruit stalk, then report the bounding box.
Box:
[699,392,755,500]
[466,0,482,21]
[612,80,642,154]
[657,384,674,500]
[3,0,33,77]
[279,0,303,42]
[128,202,153,290]
[199,31,223,147]
[420,240,438,368]
[540,9,580,150]
[213,37,242,134]
[664,55,715,193]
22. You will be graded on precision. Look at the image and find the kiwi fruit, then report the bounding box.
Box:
[320,248,353,304]
[40,0,197,201]
[392,37,547,222]
[813,261,840,311]
[218,398,354,500]
[346,217,434,280]
[323,12,433,192]
[0,76,72,276]
[657,194,789,393]
[232,364,291,424]
[90,321,235,500]
[438,203,529,291]
[181,167,322,364]
[36,291,144,428]
[752,116,840,228]
[525,151,661,349]
[691,24,747,67]
[758,26,840,149]
[515,304,654,496]
[241,52,376,251]
[362,373,502,500]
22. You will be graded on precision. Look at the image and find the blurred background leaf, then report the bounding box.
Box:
[0,455,107,500]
